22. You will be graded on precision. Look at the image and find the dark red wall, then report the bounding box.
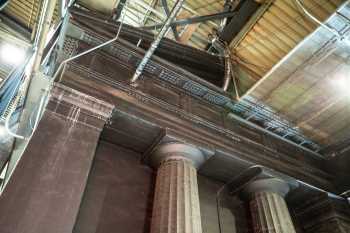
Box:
[73,141,154,233]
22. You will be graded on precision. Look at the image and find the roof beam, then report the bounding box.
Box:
[161,0,180,40]
[219,0,261,43]
[142,10,237,30]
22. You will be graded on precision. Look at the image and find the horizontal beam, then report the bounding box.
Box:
[219,0,260,43]
[141,11,237,30]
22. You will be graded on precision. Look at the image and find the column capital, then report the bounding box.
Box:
[242,178,290,198]
[48,83,114,130]
[149,143,206,169]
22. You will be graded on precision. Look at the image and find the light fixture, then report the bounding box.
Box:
[0,43,26,66]
[333,75,350,97]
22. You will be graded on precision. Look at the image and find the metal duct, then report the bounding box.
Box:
[77,0,120,15]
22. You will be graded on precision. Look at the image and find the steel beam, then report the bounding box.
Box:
[219,0,260,43]
[131,0,185,83]
[161,0,179,39]
[142,11,237,30]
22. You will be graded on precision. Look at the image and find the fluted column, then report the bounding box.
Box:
[149,143,205,233]
[243,178,296,233]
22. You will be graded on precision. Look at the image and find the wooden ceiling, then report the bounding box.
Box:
[233,0,344,93]
[1,0,349,153]
[118,0,225,49]
[245,1,350,148]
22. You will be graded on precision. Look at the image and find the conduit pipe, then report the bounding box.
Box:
[0,0,10,10]
[222,51,231,91]
[294,0,341,38]
[54,0,129,81]
[211,37,239,97]
[141,11,237,30]
[32,0,58,73]
[3,0,57,140]
[131,0,185,83]
[7,0,128,140]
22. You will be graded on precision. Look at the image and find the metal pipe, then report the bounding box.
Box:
[133,0,166,20]
[32,0,57,73]
[222,52,231,91]
[5,90,46,140]
[0,0,10,10]
[294,0,340,38]
[229,55,240,99]
[167,0,218,28]
[54,0,129,82]
[142,11,236,30]
[161,0,179,39]
[131,0,185,83]
[210,37,232,92]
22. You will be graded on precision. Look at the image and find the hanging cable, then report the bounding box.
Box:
[294,0,342,38]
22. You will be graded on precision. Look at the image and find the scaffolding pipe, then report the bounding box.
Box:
[222,53,231,91]
[142,11,236,30]
[131,0,185,83]
[54,0,129,82]
[32,0,57,73]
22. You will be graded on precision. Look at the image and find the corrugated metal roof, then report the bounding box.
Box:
[244,1,350,148]
[233,0,344,86]
[1,0,349,153]
[120,0,225,49]
[3,0,59,31]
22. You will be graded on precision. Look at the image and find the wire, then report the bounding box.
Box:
[54,0,129,82]
[5,94,25,139]
[294,0,341,38]
[5,0,129,140]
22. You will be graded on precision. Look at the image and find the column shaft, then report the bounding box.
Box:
[151,158,202,233]
[250,191,296,233]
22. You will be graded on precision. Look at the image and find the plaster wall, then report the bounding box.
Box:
[74,141,241,233]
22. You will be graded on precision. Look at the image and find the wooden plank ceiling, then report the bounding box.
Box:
[245,1,350,148]
[1,0,349,151]
[233,0,344,93]
[121,0,225,49]
[2,0,59,31]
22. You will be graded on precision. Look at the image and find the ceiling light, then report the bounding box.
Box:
[333,76,350,97]
[0,44,26,66]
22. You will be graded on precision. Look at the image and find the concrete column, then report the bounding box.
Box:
[243,178,296,233]
[150,143,205,233]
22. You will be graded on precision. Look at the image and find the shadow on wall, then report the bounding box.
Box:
[73,141,254,233]
[73,141,155,233]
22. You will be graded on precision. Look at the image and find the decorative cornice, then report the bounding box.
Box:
[60,63,334,190]
[49,83,114,123]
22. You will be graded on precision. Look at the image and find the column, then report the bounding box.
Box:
[150,143,205,233]
[243,178,296,233]
[0,83,113,233]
